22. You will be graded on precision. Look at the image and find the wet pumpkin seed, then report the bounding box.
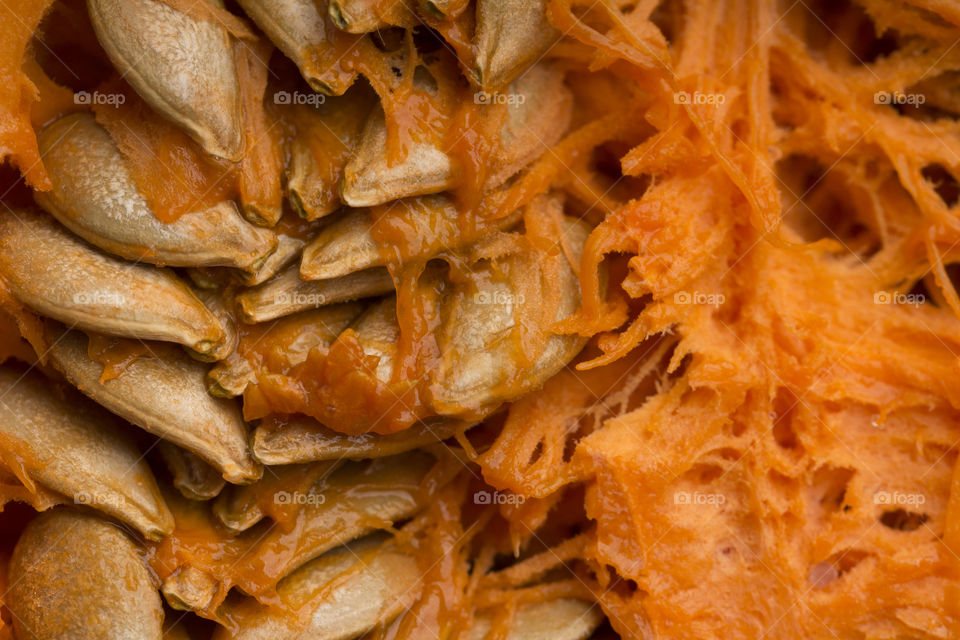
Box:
[214,535,420,640]
[286,87,376,220]
[328,0,414,33]
[236,234,306,286]
[212,461,340,534]
[44,327,261,484]
[163,565,221,613]
[236,0,357,95]
[341,63,572,207]
[430,214,591,417]
[251,414,471,464]
[299,194,522,280]
[208,303,362,398]
[0,210,227,357]
[157,440,227,501]
[473,0,560,92]
[467,599,604,640]
[207,352,257,398]
[340,70,450,208]
[186,452,436,601]
[9,509,165,640]
[236,265,394,323]
[36,113,278,271]
[88,0,245,160]
[0,363,173,539]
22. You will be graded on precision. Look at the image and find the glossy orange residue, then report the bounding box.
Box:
[235,39,284,223]
[244,329,433,434]
[85,333,152,383]
[92,78,235,223]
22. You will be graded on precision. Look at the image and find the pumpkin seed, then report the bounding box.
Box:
[36,113,277,271]
[0,363,173,539]
[88,0,245,160]
[44,327,261,484]
[341,63,572,207]
[236,0,357,95]
[328,0,413,33]
[467,599,604,640]
[157,440,227,501]
[251,414,471,464]
[473,0,560,92]
[299,194,521,280]
[236,234,306,286]
[430,214,590,417]
[0,210,228,357]
[236,265,393,323]
[214,535,419,640]
[207,303,362,398]
[9,509,165,640]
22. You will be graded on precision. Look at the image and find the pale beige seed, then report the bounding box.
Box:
[252,413,471,464]
[286,89,375,220]
[236,265,394,323]
[328,0,413,33]
[487,63,573,188]
[88,0,244,160]
[214,535,420,640]
[207,453,434,580]
[341,63,572,207]
[207,304,362,398]
[163,565,220,613]
[157,441,226,501]
[195,285,241,361]
[207,352,257,398]
[0,364,173,539]
[430,213,591,417]
[36,113,277,271]
[235,0,357,95]
[0,210,227,356]
[467,599,604,640]
[212,461,340,534]
[341,69,451,207]
[45,327,261,484]
[300,207,379,280]
[348,295,399,382]
[300,195,522,280]
[9,509,164,640]
[237,234,306,286]
[474,0,560,92]
[167,455,433,611]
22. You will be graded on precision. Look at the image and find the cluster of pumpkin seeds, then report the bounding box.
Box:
[0,1,604,639]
